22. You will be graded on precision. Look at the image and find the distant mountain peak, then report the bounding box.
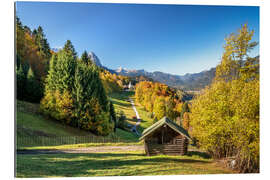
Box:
[51,47,61,52]
[88,51,102,67]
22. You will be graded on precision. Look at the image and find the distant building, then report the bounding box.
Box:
[123,82,134,91]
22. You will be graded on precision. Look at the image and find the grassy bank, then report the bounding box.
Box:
[16,150,235,177]
[16,100,139,149]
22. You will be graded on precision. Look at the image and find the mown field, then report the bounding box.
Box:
[108,91,138,126]
[108,91,154,134]
[16,150,235,177]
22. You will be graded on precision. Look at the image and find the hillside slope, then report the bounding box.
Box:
[17,101,93,137]
[16,100,139,149]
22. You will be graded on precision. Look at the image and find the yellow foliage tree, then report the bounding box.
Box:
[190,24,259,173]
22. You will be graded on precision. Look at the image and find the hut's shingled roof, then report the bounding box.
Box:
[139,116,192,141]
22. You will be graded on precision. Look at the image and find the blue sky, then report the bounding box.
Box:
[16,2,259,75]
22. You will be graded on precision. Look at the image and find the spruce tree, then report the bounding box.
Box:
[63,40,77,59]
[26,67,42,102]
[81,50,91,65]
[109,101,117,132]
[16,64,26,100]
[74,62,108,111]
[33,26,51,60]
[45,54,58,92]
[56,46,77,93]
[74,61,111,134]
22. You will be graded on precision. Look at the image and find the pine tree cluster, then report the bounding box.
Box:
[40,41,114,135]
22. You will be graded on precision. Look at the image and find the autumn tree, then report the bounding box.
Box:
[153,97,166,120]
[180,102,190,119]
[16,17,48,102]
[182,112,190,131]
[135,81,183,123]
[190,24,259,173]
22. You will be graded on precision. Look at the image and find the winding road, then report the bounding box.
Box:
[129,98,141,136]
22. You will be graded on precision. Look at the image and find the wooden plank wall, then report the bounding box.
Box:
[146,137,188,156]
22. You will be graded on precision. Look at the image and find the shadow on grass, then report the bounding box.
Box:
[187,151,211,159]
[17,152,211,177]
[126,118,147,123]
[110,99,131,108]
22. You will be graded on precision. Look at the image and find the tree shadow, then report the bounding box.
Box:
[187,151,211,159]
[17,152,211,177]
[110,99,131,108]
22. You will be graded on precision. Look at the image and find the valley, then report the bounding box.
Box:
[16,90,236,177]
[15,5,260,177]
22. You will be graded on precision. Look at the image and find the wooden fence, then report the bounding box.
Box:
[17,135,130,147]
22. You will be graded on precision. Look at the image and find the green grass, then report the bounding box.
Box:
[16,100,139,149]
[16,99,234,177]
[108,91,154,134]
[17,101,91,137]
[16,150,235,177]
[17,111,91,137]
[134,103,155,133]
[109,91,138,126]
[114,127,138,142]
[20,142,143,150]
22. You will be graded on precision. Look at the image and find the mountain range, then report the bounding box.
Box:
[90,52,215,91]
[54,50,216,91]
[114,67,216,91]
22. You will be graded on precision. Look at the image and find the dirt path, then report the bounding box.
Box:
[17,145,144,155]
[129,98,141,136]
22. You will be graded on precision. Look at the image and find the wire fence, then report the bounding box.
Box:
[17,135,131,147]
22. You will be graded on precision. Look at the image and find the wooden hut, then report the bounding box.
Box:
[139,116,192,156]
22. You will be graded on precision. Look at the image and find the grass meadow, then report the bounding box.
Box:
[16,150,235,177]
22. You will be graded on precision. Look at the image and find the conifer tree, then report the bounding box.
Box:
[109,101,117,132]
[45,54,58,92]
[56,45,77,93]
[16,64,26,100]
[73,61,111,134]
[32,26,51,60]
[63,40,77,59]
[40,40,113,135]
[26,67,42,102]
[81,50,91,65]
